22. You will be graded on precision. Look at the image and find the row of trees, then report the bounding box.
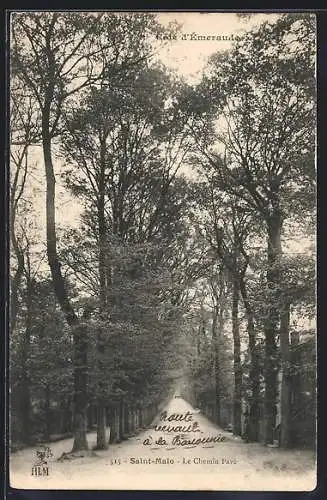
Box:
[183,13,315,446]
[10,12,315,453]
[10,12,194,452]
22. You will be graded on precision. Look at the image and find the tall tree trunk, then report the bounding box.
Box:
[144,406,150,427]
[211,305,221,426]
[108,407,116,444]
[44,383,51,441]
[290,331,300,446]
[128,406,134,435]
[280,301,292,447]
[19,272,33,445]
[109,405,122,444]
[62,396,73,434]
[11,176,29,444]
[134,406,139,431]
[240,278,260,442]
[139,407,143,428]
[10,247,24,333]
[119,400,126,439]
[20,277,32,445]
[87,405,93,430]
[42,92,88,451]
[232,276,242,436]
[96,138,109,450]
[116,406,122,442]
[96,404,107,449]
[264,211,282,445]
[10,143,28,334]
[42,111,77,327]
[124,404,130,436]
[71,322,89,452]
[197,324,201,357]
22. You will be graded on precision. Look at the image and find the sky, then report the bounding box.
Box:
[154,13,280,82]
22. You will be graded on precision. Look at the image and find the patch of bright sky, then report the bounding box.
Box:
[153,12,280,83]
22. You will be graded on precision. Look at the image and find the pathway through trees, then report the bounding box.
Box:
[10,396,315,490]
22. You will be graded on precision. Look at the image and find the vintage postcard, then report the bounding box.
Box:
[8,10,316,491]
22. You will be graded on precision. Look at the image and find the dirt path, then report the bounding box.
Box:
[10,397,316,491]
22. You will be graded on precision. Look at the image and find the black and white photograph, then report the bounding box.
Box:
[8,11,316,491]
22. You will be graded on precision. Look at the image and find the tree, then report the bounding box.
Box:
[185,279,234,427]
[10,89,44,444]
[10,80,40,333]
[189,13,315,444]
[58,61,195,447]
[189,178,258,436]
[11,11,170,452]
